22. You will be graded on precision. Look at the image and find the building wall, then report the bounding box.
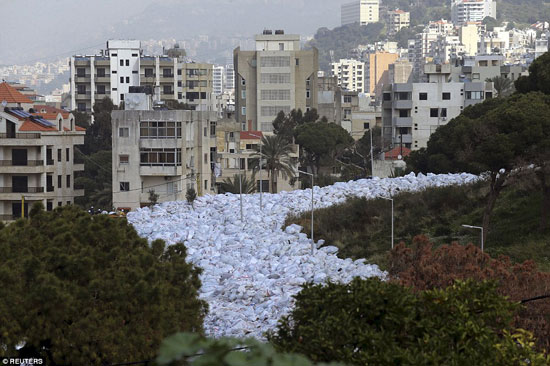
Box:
[341,0,380,26]
[368,52,399,97]
[388,10,410,34]
[459,24,480,55]
[331,59,365,93]
[452,0,496,25]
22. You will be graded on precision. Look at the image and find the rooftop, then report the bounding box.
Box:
[0,82,33,104]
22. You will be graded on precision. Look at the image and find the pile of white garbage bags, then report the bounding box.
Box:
[127,172,479,339]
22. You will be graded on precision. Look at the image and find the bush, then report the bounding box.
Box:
[268,278,548,365]
[0,205,207,365]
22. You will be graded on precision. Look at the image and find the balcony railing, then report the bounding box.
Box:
[0,160,44,166]
[47,186,55,192]
[0,214,16,221]
[0,187,45,193]
[46,159,54,165]
[0,133,41,139]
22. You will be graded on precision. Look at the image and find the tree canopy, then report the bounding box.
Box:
[0,204,207,365]
[268,277,548,365]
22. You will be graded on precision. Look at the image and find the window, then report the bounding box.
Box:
[112,70,117,74]
[178,92,182,99]
[145,68,154,77]
[279,43,285,51]
[76,68,85,77]
[178,81,182,87]
[419,92,428,100]
[77,85,86,94]
[210,121,216,136]
[97,68,105,77]
[204,153,208,164]
[395,92,410,100]
[203,127,207,137]
[132,53,138,57]
[241,78,246,86]
[442,92,451,100]
[466,91,484,100]
[306,89,310,99]
[204,179,208,190]
[120,94,124,101]
[260,56,290,67]
[343,95,352,103]
[120,76,124,83]
[260,73,290,84]
[363,123,370,129]
[240,158,246,170]
[383,93,391,101]
[66,175,71,188]
[441,108,447,117]
[257,180,269,192]
[430,108,439,117]
[242,107,246,115]
[120,59,124,66]
[140,121,182,139]
[163,85,173,94]
[241,90,246,99]
[119,155,129,165]
[261,106,291,116]
[126,59,130,66]
[78,103,86,112]
[67,201,71,206]
[399,109,409,117]
[140,148,182,166]
[66,148,70,162]
[57,149,62,162]
[57,175,62,188]
[260,90,290,100]
[126,76,130,83]
[97,85,106,94]
[163,68,173,77]
[47,201,53,211]
[296,58,300,66]
[119,127,129,137]
[112,87,117,91]
[177,69,182,75]
[120,182,130,191]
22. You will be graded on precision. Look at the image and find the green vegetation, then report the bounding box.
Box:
[251,135,297,193]
[220,172,257,194]
[0,204,207,365]
[268,278,548,365]
[287,177,550,270]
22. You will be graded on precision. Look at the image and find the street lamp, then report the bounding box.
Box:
[248,132,263,210]
[462,224,484,252]
[299,170,315,255]
[380,196,394,249]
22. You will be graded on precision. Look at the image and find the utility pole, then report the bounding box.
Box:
[369,128,374,176]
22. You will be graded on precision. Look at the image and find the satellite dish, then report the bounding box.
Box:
[397,154,403,160]
[1,100,7,107]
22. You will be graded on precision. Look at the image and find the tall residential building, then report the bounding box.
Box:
[111,93,217,211]
[70,40,214,113]
[459,23,481,56]
[234,30,319,132]
[451,0,496,25]
[341,0,380,26]
[331,59,365,93]
[224,64,235,91]
[382,81,494,150]
[213,66,225,95]
[366,52,399,98]
[387,9,410,35]
[0,82,85,220]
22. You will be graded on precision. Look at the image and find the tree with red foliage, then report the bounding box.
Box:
[389,236,550,350]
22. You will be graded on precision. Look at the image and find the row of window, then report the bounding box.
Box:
[387,91,487,101]
[140,148,183,166]
[260,89,291,101]
[140,121,183,139]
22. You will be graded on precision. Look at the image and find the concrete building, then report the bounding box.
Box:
[224,64,235,91]
[366,52,399,98]
[451,0,496,25]
[111,94,217,211]
[459,23,481,56]
[341,0,380,26]
[213,66,225,95]
[388,60,413,84]
[382,80,494,150]
[234,30,318,132]
[331,59,365,93]
[70,40,214,113]
[387,9,410,35]
[0,82,85,220]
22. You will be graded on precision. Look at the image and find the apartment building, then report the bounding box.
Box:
[111,93,216,211]
[451,0,496,25]
[224,64,235,91]
[387,9,410,35]
[215,120,299,193]
[234,30,318,132]
[213,66,225,95]
[366,51,399,98]
[341,0,380,26]
[382,81,494,150]
[331,59,365,93]
[0,82,85,220]
[70,40,214,112]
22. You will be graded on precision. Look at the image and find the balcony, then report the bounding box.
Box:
[394,117,412,128]
[76,92,92,100]
[0,133,42,146]
[394,100,413,109]
[139,165,183,176]
[0,187,45,193]
[393,134,412,144]
[75,74,91,82]
[94,75,111,83]
[0,160,44,166]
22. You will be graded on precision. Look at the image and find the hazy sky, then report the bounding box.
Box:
[0,0,350,65]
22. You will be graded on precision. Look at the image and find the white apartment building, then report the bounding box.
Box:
[451,0,496,25]
[213,66,225,95]
[70,40,214,113]
[387,9,410,35]
[341,0,380,26]
[382,81,494,150]
[331,59,366,93]
[0,82,85,220]
[224,64,235,91]
[234,30,318,132]
[111,93,216,211]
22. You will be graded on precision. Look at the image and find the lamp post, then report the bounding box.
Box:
[299,171,314,255]
[462,224,484,252]
[381,196,394,249]
[249,132,263,210]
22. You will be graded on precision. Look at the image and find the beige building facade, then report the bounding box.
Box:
[341,0,380,26]
[367,52,399,98]
[234,31,318,132]
[387,9,410,35]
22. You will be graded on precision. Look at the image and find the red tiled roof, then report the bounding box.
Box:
[31,112,61,120]
[75,126,86,131]
[240,131,263,140]
[19,120,57,132]
[33,105,70,118]
[385,146,411,160]
[0,82,33,104]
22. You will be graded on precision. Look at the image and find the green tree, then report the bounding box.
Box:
[74,149,112,211]
[220,172,257,194]
[149,189,160,206]
[482,16,501,31]
[0,204,207,365]
[268,278,548,365]
[272,108,319,142]
[487,75,514,96]
[251,135,296,193]
[515,52,550,95]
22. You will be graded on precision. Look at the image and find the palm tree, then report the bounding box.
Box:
[220,172,256,194]
[486,76,514,97]
[251,134,296,193]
